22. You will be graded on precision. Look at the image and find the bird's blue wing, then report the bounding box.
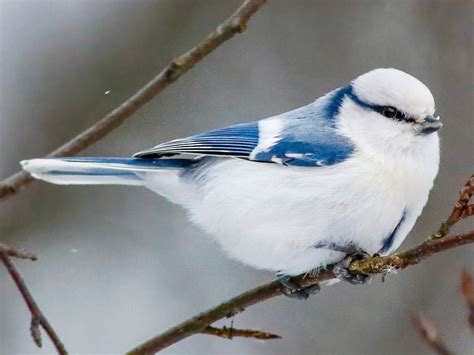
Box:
[133,122,260,158]
[134,87,355,167]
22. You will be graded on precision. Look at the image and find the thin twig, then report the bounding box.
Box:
[0,0,267,202]
[0,242,37,261]
[201,325,281,340]
[0,254,68,354]
[128,175,474,354]
[410,313,454,355]
[461,269,474,330]
[433,175,474,239]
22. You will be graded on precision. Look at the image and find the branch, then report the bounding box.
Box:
[348,231,474,275]
[0,242,37,261]
[410,313,453,355]
[0,0,267,202]
[201,326,281,340]
[128,232,474,354]
[433,175,473,239]
[128,175,474,354]
[461,269,474,330]
[0,254,68,354]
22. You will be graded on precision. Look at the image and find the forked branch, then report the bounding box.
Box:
[1,254,67,354]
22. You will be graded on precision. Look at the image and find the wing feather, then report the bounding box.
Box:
[133,122,259,158]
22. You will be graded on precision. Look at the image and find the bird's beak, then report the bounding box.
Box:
[418,115,443,135]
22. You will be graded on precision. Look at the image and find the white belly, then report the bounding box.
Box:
[178,150,437,275]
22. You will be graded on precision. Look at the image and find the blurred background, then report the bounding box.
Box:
[1,0,473,354]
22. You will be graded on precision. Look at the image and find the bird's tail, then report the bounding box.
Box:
[21,157,194,186]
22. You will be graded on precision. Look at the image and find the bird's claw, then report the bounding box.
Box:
[333,250,371,285]
[278,276,321,300]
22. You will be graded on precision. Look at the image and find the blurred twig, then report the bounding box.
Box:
[0,0,267,202]
[461,269,474,330]
[411,268,474,354]
[0,242,37,261]
[128,175,474,354]
[0,254,68,354]
[410,313,453,355]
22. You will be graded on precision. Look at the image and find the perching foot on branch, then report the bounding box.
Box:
[333,250,372,285]
[278,275,321,300]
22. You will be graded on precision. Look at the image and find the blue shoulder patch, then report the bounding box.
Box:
[252,138,353,167]
[251,88,355,167]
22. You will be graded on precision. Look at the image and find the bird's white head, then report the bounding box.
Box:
[338,68,441,157]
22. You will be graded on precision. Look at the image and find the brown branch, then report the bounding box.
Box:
[410,313,453,355]
[461,269,474,330]
[348,230,474,275]
[0,0,267,202]
[433,175,474,239]
[127,231,474,354]
[0,254,67,354]
[0,242,37,261]
[201,325,281,340]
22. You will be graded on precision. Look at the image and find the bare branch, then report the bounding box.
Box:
[348,231,474,275]
[433,175,474,239]
[410,313,453,355]
[201,325,281,340]
[461,269,474,330]
[0,0,267,202]
[127,231,473,354]
[0,242,37,261]
[0,254,68,354]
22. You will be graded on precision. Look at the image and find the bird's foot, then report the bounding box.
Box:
[333,250,372,285]
[278,275,321,300]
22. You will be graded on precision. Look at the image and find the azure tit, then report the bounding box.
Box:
[22,68,441,297]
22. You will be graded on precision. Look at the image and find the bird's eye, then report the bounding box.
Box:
[382,106,397,118]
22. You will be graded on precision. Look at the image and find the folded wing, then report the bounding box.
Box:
[134,92,355,167]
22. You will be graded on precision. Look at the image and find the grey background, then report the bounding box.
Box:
[1,0,473,354]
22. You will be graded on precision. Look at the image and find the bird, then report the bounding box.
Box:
[21,68,442,297]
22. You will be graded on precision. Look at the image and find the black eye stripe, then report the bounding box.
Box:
[372,105,416,123]
[346,86,418,124]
